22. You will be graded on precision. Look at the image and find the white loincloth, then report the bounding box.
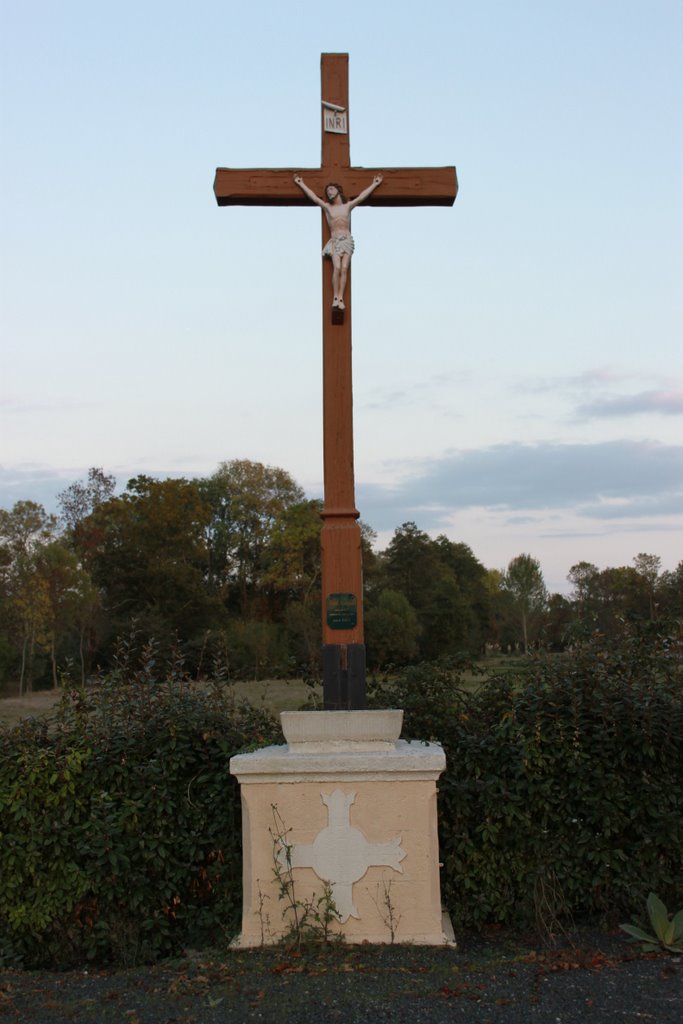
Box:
[322,233,355,258]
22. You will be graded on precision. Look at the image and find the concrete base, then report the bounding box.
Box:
[229,710,451,947]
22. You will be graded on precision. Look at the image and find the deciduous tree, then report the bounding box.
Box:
[503,553,547,654]
[633,553,662,620]
[365,589,420,670]
[380,523,488,661]
[0,502,59,692]
[200,460,304,616]
[84,476,215,657]
[657,561,683,617]
[58,467,116,533]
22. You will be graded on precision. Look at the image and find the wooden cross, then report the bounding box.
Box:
[214,53,457,709]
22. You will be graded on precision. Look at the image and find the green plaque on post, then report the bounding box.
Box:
[326,592,357,630]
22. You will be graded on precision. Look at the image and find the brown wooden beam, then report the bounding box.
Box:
[214,166,458,207]
[321,52,350,169]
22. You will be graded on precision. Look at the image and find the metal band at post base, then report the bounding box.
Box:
[322,643,366,710]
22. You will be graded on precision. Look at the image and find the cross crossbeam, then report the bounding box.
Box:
[213,53,457,709]
[214,167,457,207]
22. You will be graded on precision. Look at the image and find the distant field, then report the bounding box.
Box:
[0,690,64,728]
[229,677,322,714]
[0,657,525,729]
[0,678,320,729]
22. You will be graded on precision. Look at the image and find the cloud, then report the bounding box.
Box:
[360,371,472,412]
[517,371,683,415]
[357,440,683,530]
[577,390,683,418]
[0,460,227,514]
[0,465,76,512]
[578,495,683,519]
[362,389,410,411]
[518,367,636,396]
[0,397,53,414]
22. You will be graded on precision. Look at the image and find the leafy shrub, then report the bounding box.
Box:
[0,643,281,968]
[223,619,290,680]
[369,619,683,931]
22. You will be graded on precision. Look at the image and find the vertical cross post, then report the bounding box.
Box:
[318,55,366,709]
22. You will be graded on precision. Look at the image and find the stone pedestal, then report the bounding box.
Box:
[229,710,451,946]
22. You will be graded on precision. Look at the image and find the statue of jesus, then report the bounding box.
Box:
[293,173,383,310]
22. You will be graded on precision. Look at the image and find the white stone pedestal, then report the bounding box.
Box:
[229,710,451,946]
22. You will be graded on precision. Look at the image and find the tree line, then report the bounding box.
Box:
[1,462,680,693]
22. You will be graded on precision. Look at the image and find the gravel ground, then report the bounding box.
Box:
[1,932,680,1023]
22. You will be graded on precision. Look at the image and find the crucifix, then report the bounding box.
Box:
[214,53,457,710]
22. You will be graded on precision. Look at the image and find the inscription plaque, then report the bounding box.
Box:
[324,110,348,134]
[326,592,357,630]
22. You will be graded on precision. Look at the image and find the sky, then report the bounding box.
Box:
[1,0,681,594]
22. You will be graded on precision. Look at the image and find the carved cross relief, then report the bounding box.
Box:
[278,789,406,922]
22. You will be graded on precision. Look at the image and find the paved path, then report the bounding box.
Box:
[1,934,680,1023]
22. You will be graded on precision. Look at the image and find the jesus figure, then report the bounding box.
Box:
[293,173,383,310]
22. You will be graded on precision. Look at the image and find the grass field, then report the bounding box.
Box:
[0,678,321,729]
[0,689,65,728]
[0,656,525,729]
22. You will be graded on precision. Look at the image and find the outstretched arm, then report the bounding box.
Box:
[293,174,326,208]
[348,174,383,210]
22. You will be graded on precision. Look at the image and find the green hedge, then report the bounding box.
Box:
[1,621,680,967]
[370,619,683,930]
[0,676,281,968]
